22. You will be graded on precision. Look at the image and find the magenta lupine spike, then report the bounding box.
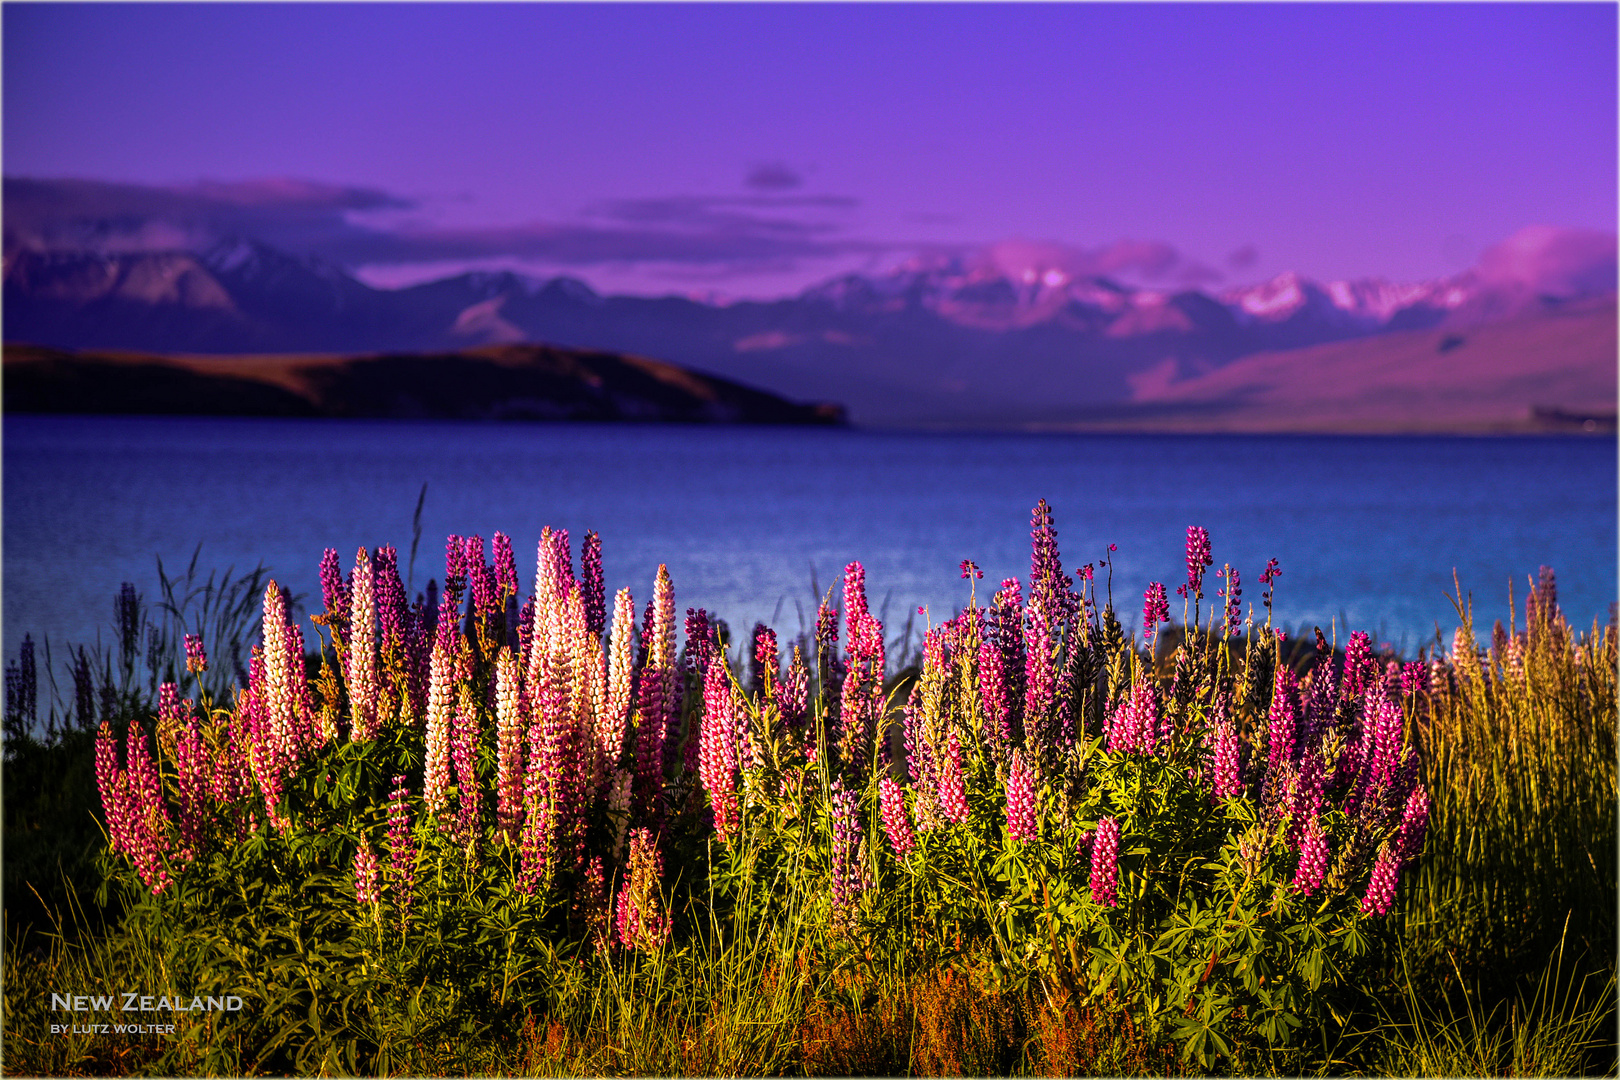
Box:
[633,565,676,824]
[319,548,350,647]
[353,836,381,906]
[1399,661,1425,699]
[878,775,915,859]
[1342,631,1374,701]
[451,683,482,849]
[829,782,871,931]
[1359,846,1402,916]
[1347,684,1403,817]
[1005,748,1038,844]
[989,579,1025,743]
[1107,677,1159,755]
[123,721,174,894]
[1292,817,1330,896]
[1089,817,1121,908]
[600,588,636,778]
[1028,498,1076,627]
[240,649,289,829]
[581,530,605,638]
[1183,526,1213,600]
[699,655,741,842]
[373,545,408,709]
[533,659,573,877]
[423,638,455,819]
[1142,582,1171,645]
[437,535,468,651]
[466,534,498,626]
[492,531,518,598]
[385,775,416,922]
[777,644,810,735]
[937,727,970,825]
[1396,785,1431,861]
[184,634,208,676]
[494,649,526,841]
[171,713,209,858]
[1221,567,1242,636]
[749,624,778,702]
[347,547,381,741]
[1266,667,1300,777]
[517,721,550,894]
[95,721,134,856]
[581,854,610,948]
[261,581,301,763]
[1023,608,1056,748]
[1208,701,1243,800]
[977,637,1009,753]
[615,827,671,951]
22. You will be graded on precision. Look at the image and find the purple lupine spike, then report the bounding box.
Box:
[1396,785,1431,861]
[748,623,778,702]
[1182,526,1213,600]
[1221,567,1242,636]
[492,531,518,598]
[1342,632,1374,701]
[878,775,915,859]
[989,579,1025,744]
[184,634,208,676]
[465,534,497,625]
[385,775,416,923]
[353,836,381,906]
[123,720,174,894]
[777,644,810,735]
[171,711,208,859]
[451,683,482,850]
[581,531,605,639]
[1142,582,1171,645]
[116,582,141,672]
[1292,817,1330,896]
[937,727,970,825]
[1089,817,1121,908]
[1265,667,1300,778]
[699,654,741,842]
[1107,676,1159,755]
[1028,499,1076,627]
[517,721,550,895]
[494,648,526,842]
[1208,700,1242,800]
[1359,846,1402,916]
[18,635,37,732]
[1004,748,1038,844]
[829,782,872,931]
[977,636,1009,755]
[319,548,350,647]
[95,721,133,857]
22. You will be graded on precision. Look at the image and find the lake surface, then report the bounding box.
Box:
[5,416,1615,680]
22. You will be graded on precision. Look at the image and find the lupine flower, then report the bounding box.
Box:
[94,721,133,856]
[451,683,482,849]
[1142,582,1170,644]
[385,776,416,923]
[580,530,606,638]
[423,638,455,819]
[1265,667,1300,779]
[1107,677,1160,755]
[748,623,778,702]
[977,637,1009,756]
[634,565,676,825]
[1395,784,1431,861]
[937,727,970,825]
[1220,566,1242,635]
[1259,557,1282,612]
[492,531,518,598]
[960,559,983,580]
[580,855,610,948]
[123,721,174,894]
[319,548,350,646]
[988,579,1025,743]
[1089,817,1121,908]
[1359,846,1402,916]
[494,648,526,841]
[353,836,381,906]
[1182,526,1213,600]
[777,644,810,735]
[607,768,633,861]
[829,783,872,930]
[1207,702,1243,800]
[1341,631,1374,701]
[347,547,381,741]
[878,775,915,859]
[1004,748,1038,844]
[517,721,551,895]
[1399,661,1425,699]
[615,827,671,951]
[1292,817,1329,896]
[1028,499,1077,627]
[699,655,741,842]
[184,634,208,676]
[171,713,209,857]
[600,588,636,781]
[117,582,141,672]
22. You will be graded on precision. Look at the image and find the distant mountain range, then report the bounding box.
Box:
[5,232,1615,429]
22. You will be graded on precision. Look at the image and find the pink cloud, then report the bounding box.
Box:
[1475,225,1616,297]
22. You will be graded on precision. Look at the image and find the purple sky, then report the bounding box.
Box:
[5,2,1616,299]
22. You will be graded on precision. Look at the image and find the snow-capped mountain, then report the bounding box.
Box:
[4,233,1611,426]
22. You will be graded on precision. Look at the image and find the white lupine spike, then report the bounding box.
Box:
[347,547,379,741]
[423,638,455,819]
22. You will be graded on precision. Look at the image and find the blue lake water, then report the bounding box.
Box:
[4,416,1615,678]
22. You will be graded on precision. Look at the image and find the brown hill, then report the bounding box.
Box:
[1033,296,1616,433]
[1,342,846,426]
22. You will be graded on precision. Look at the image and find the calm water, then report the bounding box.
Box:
[5,416,1615,673]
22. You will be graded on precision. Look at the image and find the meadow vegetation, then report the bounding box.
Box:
[3,503,1614,1076]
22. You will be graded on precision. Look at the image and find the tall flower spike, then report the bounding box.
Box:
[829,783,872,931]
[1089,817,1121,908]
[615,827,670,951]
[492,531,518,598]
[600,588,636,780]
[937,727,970,825]
[633,565,676,824]
[1184,526,1213,600]
[353,836,381,906]
[1221,567,1242,636]
[698,654,740,842]
[423,638,455,819]
[1004,748,1038,844]
[581,530,606,639]
[348,547,380,741]
[385,776,416,924]
[1208,699,1242,800]
[1143,582,1170,646]
[451,682,482,850]
[318,548,350,648]
[1359,846,1402,916]
[494,648,526,841]
[878,775,915,859]
[184,634,208,676]
[1292,817,1329,896]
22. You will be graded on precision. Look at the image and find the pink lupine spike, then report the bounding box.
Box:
[347,547,380,741]
[600,588,636,782]
[632,565,675,825]
[1207,699,1243,800]
[494,648,527,841]
[1359,845,1402,916]
[1182,526,1213,600]
[699,654,741,842]
[1292,817,1330,896]
[829,782,871,932]
[318,548,350,648]
[615,827,670,951]
[124,720,174,894]
[517,720,551,895]
[423,637,455,820]
[1004,748,1038,844]
[1142,582,1171,645]
[581,530,606,639]
[493,531,518,598]
[184,634,208,676]
[1089,816,1121,908]
[353,835,381,906]
[385,776,416,924]
[451,683,482,851]
[937,727,970,825]
[878,775,915,859]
